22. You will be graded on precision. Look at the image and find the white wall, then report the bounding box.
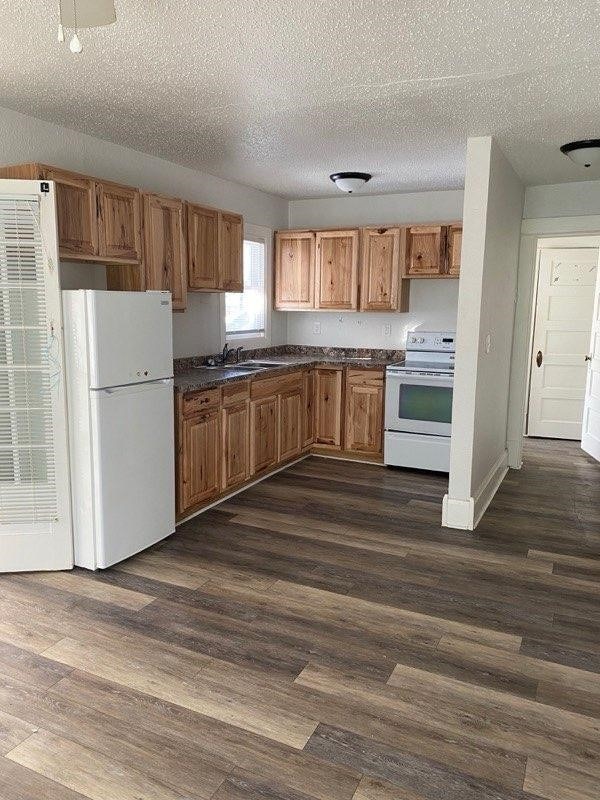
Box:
[524,179,600,219]
[0,105,289,358]
[443,137,524,530]
[287,188,464,348]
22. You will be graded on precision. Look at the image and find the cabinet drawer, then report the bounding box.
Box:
[182,388,220,417]
[251,371,303,400]
[346,368,384,386]
[222,380,250,407]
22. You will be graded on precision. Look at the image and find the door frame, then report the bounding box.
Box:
[507,216,600,469]
[525,240,599,439]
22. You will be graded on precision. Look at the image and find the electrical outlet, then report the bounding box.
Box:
[383,323,392,336]
[313,321,321,335]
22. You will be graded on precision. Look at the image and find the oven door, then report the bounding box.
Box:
[385,372,453,436]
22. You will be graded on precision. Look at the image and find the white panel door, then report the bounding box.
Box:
[87,378,175,568]
[0,181,73,572]
[582,256,600,461]
[86,290,173,388]
[528,248,598,439]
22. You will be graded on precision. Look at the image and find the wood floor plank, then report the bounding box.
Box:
[19,570,155,610]
[0,710,37,755]
[524,758,600,800]
[352,775,426,800]
[6,729,201,800]
[43,637,318,749]
[0,757,89,800]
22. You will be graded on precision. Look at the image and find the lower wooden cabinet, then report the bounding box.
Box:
[344,370,384,455]
[221,400,250,490]
[179,410,220,511]
[176,365,385,518]
[314,368,344,448]
[302,370,315,448]
[279,388,302,462]
[250,395,278,475]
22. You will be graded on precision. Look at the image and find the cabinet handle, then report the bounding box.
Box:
[536,351,543,367]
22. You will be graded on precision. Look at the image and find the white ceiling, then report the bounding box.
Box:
[2,0,600,198]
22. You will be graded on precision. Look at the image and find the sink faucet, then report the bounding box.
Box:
[235,346,244,363]
[221,343,232,364]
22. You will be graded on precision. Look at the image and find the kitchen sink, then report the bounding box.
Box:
[237,360,284,367]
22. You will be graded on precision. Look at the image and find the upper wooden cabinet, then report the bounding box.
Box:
[187,204,219,290]
[274,231,315,310]
[97,181,142,262]
[187,205,243,293]
[446,224,462,276]
[43,167,98,258]
[360,227,409,312]
[316,229,359,310]
[143,193,187,312]
[219,212,244,292]
[405,224,462,278]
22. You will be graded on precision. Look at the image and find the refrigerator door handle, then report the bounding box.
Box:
[99,378,173,395]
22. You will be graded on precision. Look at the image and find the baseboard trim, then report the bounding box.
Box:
[442,449,508,531]
[441,495,475,530]
[473,448,509,527]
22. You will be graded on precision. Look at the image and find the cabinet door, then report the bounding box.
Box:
[405,225,445,277]
[345,371,384,454]
[219,212,243,292]
[302,370,315,448]
[97,181,142,262]
[274,232,315,309]
[181,410,220,510]
[446,224,462,277]
[222,400,250,490]
[250,395,278,474]
[40,166,98,257]
[314,368,343,447]
[279,388,302,462]
[316,230,359,310]
[187,204,219,290]
[144,194,187,311]
[360,227,400,311]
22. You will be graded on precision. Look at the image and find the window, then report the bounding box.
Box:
[225,233,269,343]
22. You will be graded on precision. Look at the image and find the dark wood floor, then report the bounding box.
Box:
[1,438,600,800]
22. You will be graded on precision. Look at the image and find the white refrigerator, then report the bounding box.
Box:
[62,290,175,569]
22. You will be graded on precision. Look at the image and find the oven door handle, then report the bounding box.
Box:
[386,373,454,388]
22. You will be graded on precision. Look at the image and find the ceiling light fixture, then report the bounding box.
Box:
[560,139,600,168]
[329,172,372,193]
[57,0,116,54]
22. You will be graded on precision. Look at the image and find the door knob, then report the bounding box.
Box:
[536,351,543,367]
[585,354,592,362]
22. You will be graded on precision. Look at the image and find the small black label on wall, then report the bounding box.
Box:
[40,182,50,193]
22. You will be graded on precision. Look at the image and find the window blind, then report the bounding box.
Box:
[0,197,58,525]
[225,239,266,336]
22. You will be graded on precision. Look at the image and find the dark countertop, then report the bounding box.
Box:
[174,354,401,394]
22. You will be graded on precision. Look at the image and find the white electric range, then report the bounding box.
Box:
[384,331,455,472]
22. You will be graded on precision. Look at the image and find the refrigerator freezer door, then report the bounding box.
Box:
[86,291,173,388]
[85,378,175,568]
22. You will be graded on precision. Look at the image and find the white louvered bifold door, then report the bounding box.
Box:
[0,181,72,572]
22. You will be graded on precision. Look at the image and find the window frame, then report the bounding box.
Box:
[220,223,272,350]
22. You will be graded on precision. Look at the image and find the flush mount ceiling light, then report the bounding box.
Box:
[57,0,116,54]
[329,172,372,193]
[560,139,600,168]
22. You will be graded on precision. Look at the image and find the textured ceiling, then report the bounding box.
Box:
[1,0,600,198]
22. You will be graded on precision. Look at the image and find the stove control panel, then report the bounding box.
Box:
[406,331,456,352]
